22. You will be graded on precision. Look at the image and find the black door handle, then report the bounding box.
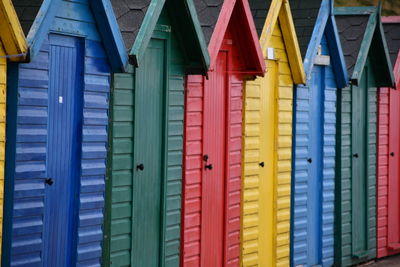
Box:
[390,152,395,157]
[307,158,312,163]
[353,153,359,158]
[136,163,144,171]
[203,154,209,162]
[259,162,265,167]
[205,164,213,170]
[45,178,54,186]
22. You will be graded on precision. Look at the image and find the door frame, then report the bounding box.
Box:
[200,45,231,266]
[131,26,171,267]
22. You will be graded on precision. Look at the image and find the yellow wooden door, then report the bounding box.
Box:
[0,43,6,254]
[242,21,294,267]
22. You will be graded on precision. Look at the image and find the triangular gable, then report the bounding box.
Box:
[300,0,348,88]
[0,0,27,61]
[335,4,395,87]
[383,16,400,88]
[118,0,210,74]
[13,0,126,71]
[259,0,306,84]
[205,0,265,74]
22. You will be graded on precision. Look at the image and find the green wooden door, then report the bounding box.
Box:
[351,66,368,258]
[132,38,166,266]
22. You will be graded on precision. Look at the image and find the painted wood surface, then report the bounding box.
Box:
[291,35,337,267]
[242,21,295,267]
[182,28,244,267]
[377,57,400,258]
[0,45,6,257]
[334,60,377,267]
[376,16,400,259]
[2,1,112,265]
[104,10,187,266]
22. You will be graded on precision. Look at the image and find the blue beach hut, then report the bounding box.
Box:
[2,0,125,265]
[290,0,348,266]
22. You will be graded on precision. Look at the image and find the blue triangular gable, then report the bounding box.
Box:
[24,0,126,72]
[303,0,348,88]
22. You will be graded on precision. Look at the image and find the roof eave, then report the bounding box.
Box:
[0,0,28,61]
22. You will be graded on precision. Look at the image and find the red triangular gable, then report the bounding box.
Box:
[208,0,266,75]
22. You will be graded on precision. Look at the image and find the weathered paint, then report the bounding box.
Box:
[241,0,305,266]
[290,1,348,266]
[181,0,265,266]
[0,0,27,259]
[377,16,400,258]
[334,6,395,266]
[103,1,210,265]
[2,0,123,265]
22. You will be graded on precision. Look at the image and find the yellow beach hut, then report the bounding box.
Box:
[241,0,305,266]
[0,0,27,254]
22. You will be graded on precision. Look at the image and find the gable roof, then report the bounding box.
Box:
[11,0,127,71]
[382,16,400,68]
[335,5,395,87]
[111,0,210,74]
[195,0,265,75]
[291,0,348,88]
[0,0,28,61]
[250,0,306,84]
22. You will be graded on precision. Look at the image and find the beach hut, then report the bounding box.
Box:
[103,0,209,266]
[377,16,400,259]
[290,0,348,266]
[181,0,265,266]
[2,0,126,265]
[241,0,305,266]
[334,4,395,266]
[0,0,27,257]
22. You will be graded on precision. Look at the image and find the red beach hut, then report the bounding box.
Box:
[181,0,265,266]
[377,16,400,258]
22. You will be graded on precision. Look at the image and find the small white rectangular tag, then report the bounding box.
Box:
[315,55,330,66]
[59,96,63,104]
[267,47,275,60]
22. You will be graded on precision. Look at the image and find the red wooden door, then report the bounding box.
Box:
[201,50,228,266]
[388,87,400,250]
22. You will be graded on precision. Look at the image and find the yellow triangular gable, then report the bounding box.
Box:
[259,0,305,84]
[0,0,27,61]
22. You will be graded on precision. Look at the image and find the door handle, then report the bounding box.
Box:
[45,178,54,186]
[205,164,213,170]
[307,158,312,163]
[353,153,359,158]
[136,163,144,171]
[259,162,265,168]
[203,154,209,162]
[390,152,395,157]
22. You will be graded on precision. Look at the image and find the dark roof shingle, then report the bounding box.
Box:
[194,0,224,44]
[11,0,44,35]
[383,22,400,68]
[290,0,322,58]
[110,0,151,51]
[336,14,369,77]
[249,0,272,37]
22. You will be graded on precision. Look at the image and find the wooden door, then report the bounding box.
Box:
[351,66,369,258]
[388,87,400,249]
[132,38,166,266]
[43,34,83,266]
[259,59,277,266]
[307,66,324,263]
[201,51,228,267]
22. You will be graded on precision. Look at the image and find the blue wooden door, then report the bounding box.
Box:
[43,34,83,266]
[307,65,324,264]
